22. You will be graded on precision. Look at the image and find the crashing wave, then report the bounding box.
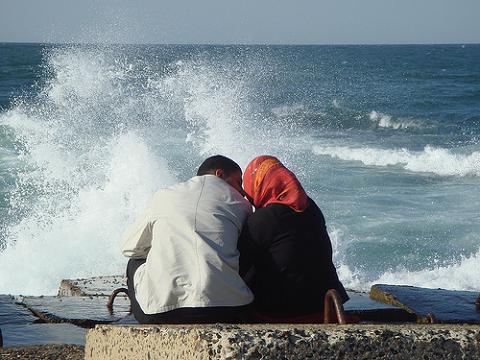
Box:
[313,144,480,177]
[371,249,480,291]
[369,110,422,130]
[0,45,299,295]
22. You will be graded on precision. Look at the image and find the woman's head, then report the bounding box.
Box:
[243,155,308,212]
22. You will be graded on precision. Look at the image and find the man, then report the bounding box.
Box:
[121,155,253,323]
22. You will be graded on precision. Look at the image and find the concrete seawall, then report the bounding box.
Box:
[85,324,480,359]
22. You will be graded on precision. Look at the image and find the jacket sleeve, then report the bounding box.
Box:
[120,199,157,259]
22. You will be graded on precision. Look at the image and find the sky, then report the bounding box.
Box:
[1,0,480,45]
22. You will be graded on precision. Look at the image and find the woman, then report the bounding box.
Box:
[238,155,348,321]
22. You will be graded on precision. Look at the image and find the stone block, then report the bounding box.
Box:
[58,275,126,297]
[85,324,480,360]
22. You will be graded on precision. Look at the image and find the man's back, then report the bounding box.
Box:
[122,175,253,315]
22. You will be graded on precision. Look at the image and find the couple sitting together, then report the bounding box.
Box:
[121,155,348,324]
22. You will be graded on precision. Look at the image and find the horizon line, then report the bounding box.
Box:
[1,40,479,47]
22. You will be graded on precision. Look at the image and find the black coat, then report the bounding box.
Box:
[238,197,348,317]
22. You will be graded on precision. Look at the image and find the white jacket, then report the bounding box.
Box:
[121,175,254,314]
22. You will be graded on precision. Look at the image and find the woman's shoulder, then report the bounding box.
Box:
[243,206,283,245]
[250,205,277,218]
[305,197,326,223]
[247,205,281,227]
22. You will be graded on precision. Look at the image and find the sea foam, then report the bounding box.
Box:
[1,44,479,296]
[0,45,290,295]
[369,110,421,130]
[372,249,480,291]
[313,144,480,177]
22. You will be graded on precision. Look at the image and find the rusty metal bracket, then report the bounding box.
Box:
[476,296,480,312]
[425,313,437,324]
[0,327,3,348]
[323,289,348,324]
[106,288,130,313]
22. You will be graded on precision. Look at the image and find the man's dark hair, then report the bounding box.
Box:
[197,155,241,176]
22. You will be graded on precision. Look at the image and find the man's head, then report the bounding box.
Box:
[197,155,244,195]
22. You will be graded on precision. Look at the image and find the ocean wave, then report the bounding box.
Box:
[331,226,480,292]
[312,144,480,177]
[271,103,307,118]
[0,128,175,295]
[369,110,422,130]
[330,227,365,290]
[0,45,299,295]
[371,249,480,291]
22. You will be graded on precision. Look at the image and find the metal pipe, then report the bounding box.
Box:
[106,287,129,313]
[425,313,437,324]
[323,289,348,324]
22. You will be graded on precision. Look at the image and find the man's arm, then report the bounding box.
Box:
[120,199,156,259]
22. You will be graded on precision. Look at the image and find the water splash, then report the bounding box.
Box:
[371,249,480,291]
[1,44,479,296]
[0,45,294,295]
[369,110,422,130]
[313,144,480,177]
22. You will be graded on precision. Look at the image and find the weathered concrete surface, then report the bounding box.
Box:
[344,291,415,323]
[371,284,480,324]
[0,295,86,347]
[57,277,415,323]
[85,324,480,360]
[58,275,126,297]
[57,276,417,323]
[0,295,38,325]
[15,296,130,328]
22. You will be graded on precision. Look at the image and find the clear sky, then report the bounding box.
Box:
[1,0,480,45]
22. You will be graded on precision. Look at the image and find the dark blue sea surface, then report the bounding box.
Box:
[0,295,85,346]
[0,43,479,296]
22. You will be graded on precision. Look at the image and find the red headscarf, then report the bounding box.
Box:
[243,155,309,212]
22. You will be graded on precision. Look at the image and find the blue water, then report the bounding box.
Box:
[0,295,85,346]
[0,43,479,295]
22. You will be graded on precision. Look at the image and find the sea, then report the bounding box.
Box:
[0,43,479,297]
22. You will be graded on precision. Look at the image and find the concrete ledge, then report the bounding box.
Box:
[14,295,130,328]
[85,324,480,359]
[58,275,126,297]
